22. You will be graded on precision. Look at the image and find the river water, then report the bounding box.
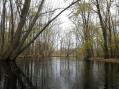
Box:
[0,57,119,89]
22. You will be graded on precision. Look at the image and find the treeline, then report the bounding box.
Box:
[0,0,79,60]
[0,0,119,60]
[68,0,119,59]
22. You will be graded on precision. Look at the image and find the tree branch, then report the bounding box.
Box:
[12,0,80,60]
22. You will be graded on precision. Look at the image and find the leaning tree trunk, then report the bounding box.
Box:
[0,0,80,61]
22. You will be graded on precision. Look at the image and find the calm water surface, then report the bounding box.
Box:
[0,57,119,89]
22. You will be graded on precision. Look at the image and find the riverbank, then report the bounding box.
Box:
[8,56,119,63]
[89,57,119,63]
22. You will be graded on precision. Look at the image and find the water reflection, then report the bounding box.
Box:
[0,58,119,89]
[0,61,37,89]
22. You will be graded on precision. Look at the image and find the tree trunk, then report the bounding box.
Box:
[96,0,109,59]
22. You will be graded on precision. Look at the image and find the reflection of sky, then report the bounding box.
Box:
[15,58,119,89]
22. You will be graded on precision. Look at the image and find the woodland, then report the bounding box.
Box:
[0,0,119,61]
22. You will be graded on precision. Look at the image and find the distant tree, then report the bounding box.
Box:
[0,0,80,60]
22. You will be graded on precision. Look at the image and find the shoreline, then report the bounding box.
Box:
[89,57,119,63]
[0,56,119,63]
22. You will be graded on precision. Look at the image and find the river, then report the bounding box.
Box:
[0,57,119,89]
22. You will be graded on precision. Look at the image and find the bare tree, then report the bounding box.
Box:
[0,0,80,60]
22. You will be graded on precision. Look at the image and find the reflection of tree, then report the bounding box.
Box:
[104,63,109,89]
[0,61,37,89]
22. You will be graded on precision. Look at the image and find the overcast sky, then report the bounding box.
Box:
[50,0,75,33]
[47,0,77,49]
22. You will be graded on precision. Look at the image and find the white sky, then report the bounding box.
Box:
[51,0,75,33]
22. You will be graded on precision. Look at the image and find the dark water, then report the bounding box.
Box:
[0,57,119,89]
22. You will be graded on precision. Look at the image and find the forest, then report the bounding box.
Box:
[0,0,119,61]
[0,0,119,89]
